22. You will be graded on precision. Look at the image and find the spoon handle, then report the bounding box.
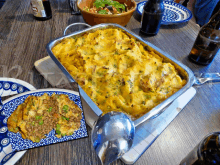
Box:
[194,73,220,85]
[200,73,220,78]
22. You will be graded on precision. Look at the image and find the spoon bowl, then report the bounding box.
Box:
[91,111,135,165]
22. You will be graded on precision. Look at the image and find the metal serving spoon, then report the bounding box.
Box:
[91,111,135,165]
[91,73,220,164]
[193,73,220,85]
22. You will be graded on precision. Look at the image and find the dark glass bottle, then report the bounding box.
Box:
[179,132,220,165]
[31,0,52,21]
[140,0,164,36]
[188,11,220,65]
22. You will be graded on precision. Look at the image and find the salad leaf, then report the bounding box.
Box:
[98,10,108,14]
[103,0,112,5]
[94,0,105,8]
[93,0,126,13]
[115,3,125,10]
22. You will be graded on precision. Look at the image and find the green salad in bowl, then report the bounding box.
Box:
[83,0,129,14]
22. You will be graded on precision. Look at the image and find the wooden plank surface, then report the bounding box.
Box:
[0,0,220,165]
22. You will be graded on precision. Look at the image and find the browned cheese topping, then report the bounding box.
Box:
[52,28,186,120]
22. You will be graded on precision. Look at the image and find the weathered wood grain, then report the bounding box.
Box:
[0,0,220,165]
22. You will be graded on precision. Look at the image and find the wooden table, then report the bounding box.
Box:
[0,0,220,164]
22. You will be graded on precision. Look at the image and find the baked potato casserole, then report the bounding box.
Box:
[52,28,186,119]
[7,93,82,142]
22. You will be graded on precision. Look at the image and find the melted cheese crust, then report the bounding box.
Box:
[52,28,186,119]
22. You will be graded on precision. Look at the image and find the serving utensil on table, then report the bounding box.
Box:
[91,112,135,165]
[193,73,220,85]
[90,73,220,165]
[47,23,220,165]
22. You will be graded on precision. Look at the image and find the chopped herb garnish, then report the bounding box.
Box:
[32,121,35,126]
[63,105,69,113]
[48,107,52,112]
[39,120,44,125]
[56,124,61,130]
[145,95,151,99]
[62,116,69,121]
[97,72,103,76]
[69,132,73,135]
[35,137,40,143]
[35,116,42,120]
[56,130,61,135]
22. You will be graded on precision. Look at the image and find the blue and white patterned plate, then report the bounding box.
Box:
[0,88,88,164]
[137,1,192,25]
[0,78,36,98]
[0,78,36,164]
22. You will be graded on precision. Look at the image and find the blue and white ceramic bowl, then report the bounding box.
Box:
[137,1,192,25]
[0,88,88,164]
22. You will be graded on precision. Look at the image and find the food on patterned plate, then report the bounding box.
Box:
[52,28,186,120]
[7,93,82,142]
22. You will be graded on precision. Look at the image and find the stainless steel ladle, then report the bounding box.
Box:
[91,111,135,165]
[91,73,220,164]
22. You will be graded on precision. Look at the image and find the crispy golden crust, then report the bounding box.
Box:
[52,28,186,119]
[7,93,82,142]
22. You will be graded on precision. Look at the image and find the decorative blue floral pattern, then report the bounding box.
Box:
[137,1,192,25]
[0,81,30,95]
[1,152,16,164]
[0,79,37,164]
[0,90,88,152]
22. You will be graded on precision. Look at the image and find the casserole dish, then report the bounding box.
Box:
[46,23,195,127]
